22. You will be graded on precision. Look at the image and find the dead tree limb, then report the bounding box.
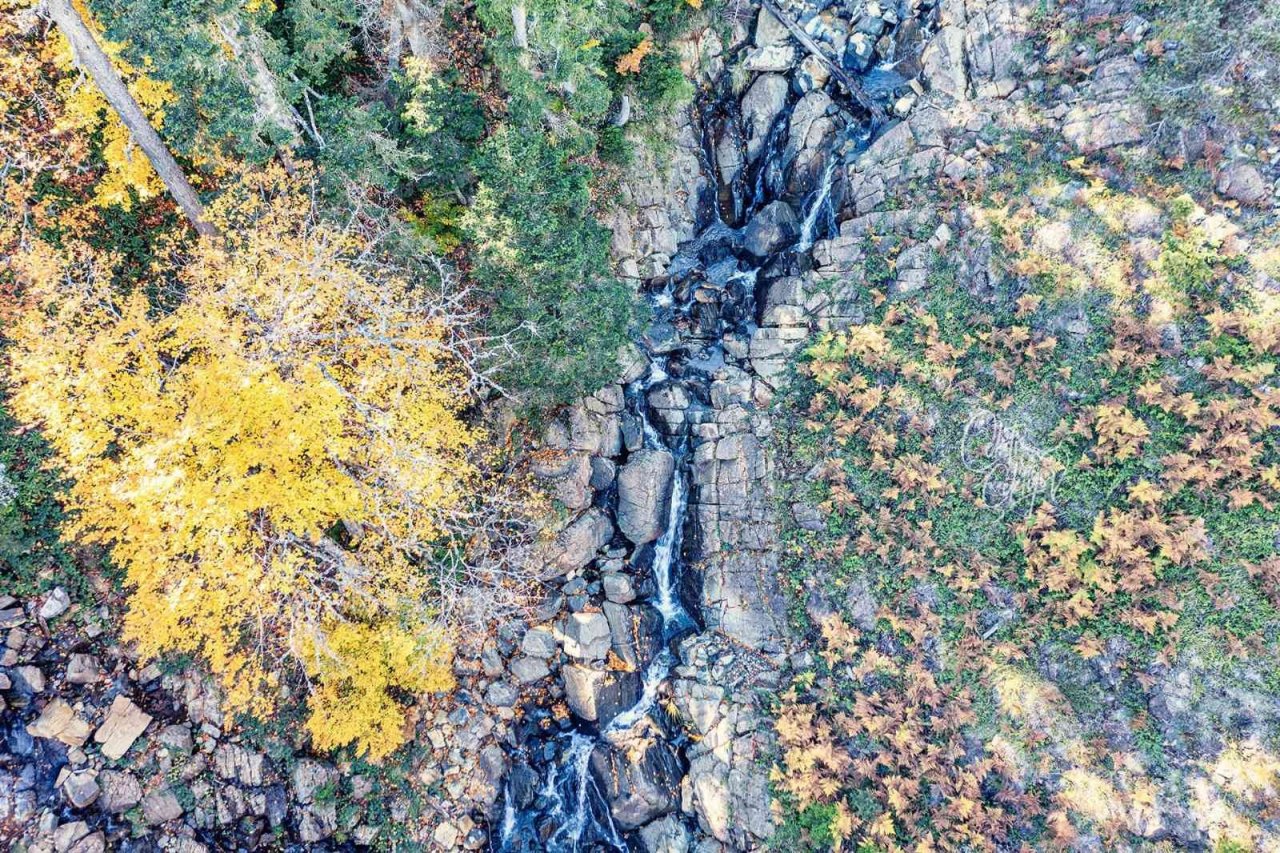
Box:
[759,0,886,125]
[42,0,218,237]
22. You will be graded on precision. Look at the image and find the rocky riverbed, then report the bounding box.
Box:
[498,1,942,848]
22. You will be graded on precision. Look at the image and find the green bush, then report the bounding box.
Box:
[464,127,635,408]
[0,396,72,594]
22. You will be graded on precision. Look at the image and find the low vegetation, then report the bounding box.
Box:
[772,155,1280,849]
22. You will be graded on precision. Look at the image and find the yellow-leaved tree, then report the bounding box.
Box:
[7,165,493,759]
[51,0,180,209]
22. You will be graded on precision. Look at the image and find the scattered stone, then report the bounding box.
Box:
[602,572,636,604]
[94,695,152,760]
[0,606,24,628]
[65,653,101,685]
[52,820,91,851]
[27,698,92,747]
[61,771,100,809]
[141,787,184,825]
[16,664,45,693]
[509,656,550,684]
[521,626,558,659]
[484,681,519,708]
[97,769,143,813]
[1217,161,1269,205]
[38,587,71,620]
[67,832,105,853]
[434,820,461,848]
[157,723,193,752]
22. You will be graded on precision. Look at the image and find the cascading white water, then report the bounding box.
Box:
[796,153,839,254]
[500,359,694,853]
[500,6,904,842]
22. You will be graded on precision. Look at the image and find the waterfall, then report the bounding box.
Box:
[796,153,839,253]
[499,3,912,846]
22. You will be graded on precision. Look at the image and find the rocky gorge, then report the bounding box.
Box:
[499,1,941,848]
[4,0,1280,850]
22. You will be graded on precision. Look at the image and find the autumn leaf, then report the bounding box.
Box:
[615,37,654,75]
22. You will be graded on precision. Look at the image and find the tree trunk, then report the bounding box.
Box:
[214,15,307,149]
[43,0,218,237]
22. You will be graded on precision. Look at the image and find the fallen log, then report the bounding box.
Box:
[758,0,886,125]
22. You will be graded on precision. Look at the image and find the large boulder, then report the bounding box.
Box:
[562,663,642,725]
[603,601,660,670]
[742,201,799,259]
[560,612,612,661]
[550,508,614,576]
[616,450,675,546]
[590,737,681,829]
[741,73,790,162]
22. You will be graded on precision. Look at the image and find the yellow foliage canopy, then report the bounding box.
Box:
[8,166,477,759]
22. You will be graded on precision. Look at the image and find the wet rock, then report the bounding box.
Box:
[591,736,681,829]
[603,601,659,670]
[742,201,799,259]
[842,31,876,73]
[97,769,143,813]
[589,457,617,490]
[563,664,606,721]
[617,450,675,546]
[741,74,790,163]
[94,695,152,760]
[560,612,612,661]
[142,787,184,825]
[27,698,92,747]
[785,91,836,196]
[646,383,690,435]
